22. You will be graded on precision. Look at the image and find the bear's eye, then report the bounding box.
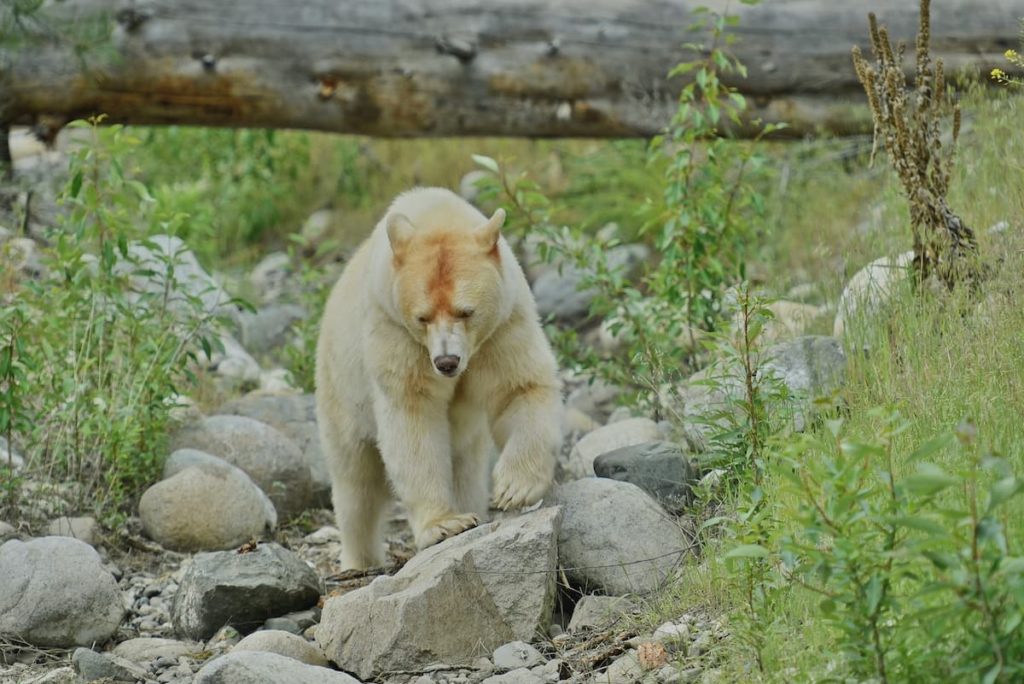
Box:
[416,314,431,324]
[455,309,474,320]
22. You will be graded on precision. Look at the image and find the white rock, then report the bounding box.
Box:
[112,637,202,663]
[833,251,913,338]
[0,436,25,471]
[565,418,661,480]
[162,448,278,531]
[234,629,329,667]
[45,516,99,546]
[259,367,297,394]
[493,641,545,670]
[482,669,545,684]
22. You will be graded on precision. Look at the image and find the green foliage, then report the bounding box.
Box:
[0,118,224,520]
[0,0,114,69]
[766,414,1024,682]
[120,127,323,263]
[471,4,774,413]
[282,237,340,394]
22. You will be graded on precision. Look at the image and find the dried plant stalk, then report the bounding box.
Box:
[851,0,978,287]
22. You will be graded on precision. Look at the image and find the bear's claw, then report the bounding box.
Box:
[491,472,550,511]
[416,512,480,549]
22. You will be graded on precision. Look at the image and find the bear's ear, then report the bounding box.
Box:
[474,208,505,254]
[386,213,416,259]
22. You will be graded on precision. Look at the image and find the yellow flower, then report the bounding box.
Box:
[1006,49,1019,61]
[991,68,1006,80]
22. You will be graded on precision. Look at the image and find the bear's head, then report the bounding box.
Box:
[387,208,508,379]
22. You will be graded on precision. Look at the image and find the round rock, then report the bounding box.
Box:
[0,537,125,647]
[234,629,328,666]
[195,650,360,684]
[549,479,690,595]
[163,448,278,530]
[140,465,273,552]
[565,418,662,480]
[45,516,100,546]
[169,414,314,518]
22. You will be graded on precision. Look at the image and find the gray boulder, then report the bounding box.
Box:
[218,393,330,499]
[200,333,262,386]
[140,464,274,552]
[172,543,322,640]
[45,516,99,546]
[0,537,125,647]
[533,244,649,324]
[549,479,690,595]
[72,648,149,682]
[117,234,235,320]
[317,507,561,680]
[761,335,847,400]
[234,629,328,666]
[564,378,624,424]
[240,304,306,354]
[195,651,360,684]
[680,334,847,447]
[169,414,314,518]
[249,252,293,304]
[593,441,696,513]
[568,596,638,633]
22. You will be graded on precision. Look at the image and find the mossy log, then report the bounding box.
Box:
[0,0,1015,139]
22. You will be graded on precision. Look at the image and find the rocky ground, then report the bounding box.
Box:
[0,128,869,684]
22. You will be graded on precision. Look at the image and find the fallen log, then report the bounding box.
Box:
[0,0,1017,139]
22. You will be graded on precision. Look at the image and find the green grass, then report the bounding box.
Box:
[636,88,1024,681]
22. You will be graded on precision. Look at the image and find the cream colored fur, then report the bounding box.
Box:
[315,187,563,570]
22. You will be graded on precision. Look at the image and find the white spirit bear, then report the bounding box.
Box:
[315,187,563,569]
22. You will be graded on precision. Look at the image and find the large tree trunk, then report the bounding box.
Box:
[0,0,1016,139]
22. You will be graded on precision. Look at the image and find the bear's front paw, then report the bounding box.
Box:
[491,465,552,511]
[415,512,480,549]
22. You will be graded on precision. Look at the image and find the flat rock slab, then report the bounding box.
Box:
[0,537,124,647]
[172,543,323,641]
[317,507,561,680]
[593,441,696,513]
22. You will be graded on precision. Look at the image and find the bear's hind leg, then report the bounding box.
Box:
[327,438,390,570]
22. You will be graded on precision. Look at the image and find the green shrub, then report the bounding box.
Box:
[0,118,228,522]
[471,3,776,414]
[764,413,1024,682]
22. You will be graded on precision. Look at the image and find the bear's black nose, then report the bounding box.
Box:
[433,355,460,376]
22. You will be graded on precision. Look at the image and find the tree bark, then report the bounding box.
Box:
[0,0,1016,139]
